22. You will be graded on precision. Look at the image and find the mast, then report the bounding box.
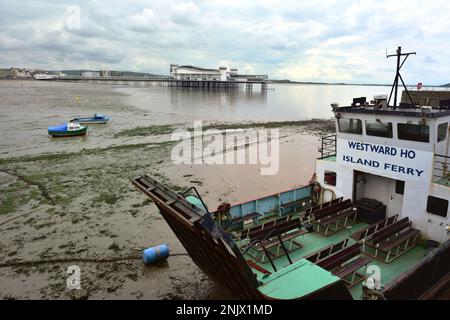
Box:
[386,46,416,109]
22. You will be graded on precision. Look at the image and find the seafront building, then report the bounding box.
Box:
[170,64,268,82]
[81,71,100,78]
[9,68,33,78]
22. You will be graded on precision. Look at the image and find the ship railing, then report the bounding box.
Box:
[318,134,337,159]
[408,86,450,92]
[433,154,450,184]
[242,228,293,273]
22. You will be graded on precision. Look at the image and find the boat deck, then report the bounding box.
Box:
[238,219,428,300]
[321,155,336,162]
[434,176,450,187]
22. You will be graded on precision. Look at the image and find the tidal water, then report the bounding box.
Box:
[121,83,392,121]
[0,80,391,157]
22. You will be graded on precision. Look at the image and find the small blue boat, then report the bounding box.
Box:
[71,113,110,124]
[48,122,87,137]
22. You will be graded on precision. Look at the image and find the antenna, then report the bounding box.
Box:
[386,46,416,109]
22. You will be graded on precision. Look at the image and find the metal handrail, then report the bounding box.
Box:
[434,154,449,181]
[318,134,337,159]
[181,186,211,216]
[242,227,294,272]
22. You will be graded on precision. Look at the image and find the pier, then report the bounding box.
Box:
[47,76,268,91]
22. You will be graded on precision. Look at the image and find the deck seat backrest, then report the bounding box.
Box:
[309,204,322,215]
[314,201,344,219]
[330,238,349,254]
[240,224,261,240]
[265,220,276,229]
[317,243,361,271]
[364,224,379,238]
[323,196,342,207]
[314,205,338,220]
[332,199,352,213]
[306,252,320,262]
[319,239,349,260]
[352,218,386,241]
[313,197,339,212]
[385,214,398,227]
[242,224,264,234]
[309,197,344,217]
[318,247,332,260]
[329,197,343,206]
[354,214,399,241]
[305,239,349,263]
[275,218,302,235]
[314,199,352,220]
[248,218,301,242]
[312,206,332,220]
[337,199,352,212]
[370,217,410,244]
[309,196,335,213]
[322,200,331,206]
[241,214,292,240]
[275,216,288,225]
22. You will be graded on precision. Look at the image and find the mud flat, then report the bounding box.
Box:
[0,118,334,299]
[0,74,337,300]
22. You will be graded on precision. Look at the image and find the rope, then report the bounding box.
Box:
[0,169,55,205]
[0,253,190,268]
[0,208,46,227]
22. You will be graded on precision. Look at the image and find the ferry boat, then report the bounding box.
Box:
[133,48,450,300]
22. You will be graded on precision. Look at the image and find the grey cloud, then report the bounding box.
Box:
[0,0,449,84]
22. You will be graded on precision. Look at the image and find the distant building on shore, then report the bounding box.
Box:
[170,64,267,82]
[100,70,111,77]
[81,71,100,78]
[9,68,32,78]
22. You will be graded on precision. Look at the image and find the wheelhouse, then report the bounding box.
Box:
[316,97,450,243]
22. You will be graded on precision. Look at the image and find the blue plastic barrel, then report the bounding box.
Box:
[142,244,170,264]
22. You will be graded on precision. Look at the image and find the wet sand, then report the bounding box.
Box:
[0,80,335,299]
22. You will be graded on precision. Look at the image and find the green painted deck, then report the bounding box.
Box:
[321,156,336,162]
[257,259,341,299]
[239,220,428,300]
[348,245,427,299]
[433,176,450,187]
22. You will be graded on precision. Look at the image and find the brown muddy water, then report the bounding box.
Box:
[0,80,385,299]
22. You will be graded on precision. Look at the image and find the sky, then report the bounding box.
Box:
[1,0,450,84]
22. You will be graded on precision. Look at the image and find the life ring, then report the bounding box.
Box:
[313,182,322,194]
[312,181,336,204]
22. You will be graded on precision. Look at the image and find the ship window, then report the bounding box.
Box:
[366,120,393,138]
[397,123,429,142]
[324,171,336,186]
[338,118,362,134]
[426,196,448,217]
[437,122,448,142]
[395,180,405,195]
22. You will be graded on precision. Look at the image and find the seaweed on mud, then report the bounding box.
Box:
[113,124,177,138]
[191,119,335,132]
[0,141,176,165]
[95,192,119,205]
[0,169,55,205]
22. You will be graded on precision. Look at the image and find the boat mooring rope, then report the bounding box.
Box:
[0,253,190,268]
[0,169,56,206]
[0,208,46,227]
